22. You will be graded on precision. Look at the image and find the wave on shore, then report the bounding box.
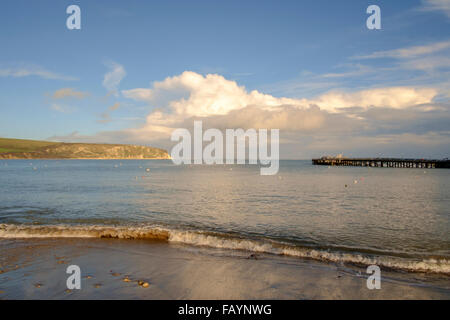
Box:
[1,223,449,275]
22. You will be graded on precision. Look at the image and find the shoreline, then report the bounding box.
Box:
[1,223,448,275]
[1,238,449,300]
[0,157,171,160]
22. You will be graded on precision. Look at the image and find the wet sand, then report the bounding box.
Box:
[0,238,448,299]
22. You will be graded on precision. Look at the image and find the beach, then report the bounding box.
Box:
[1,238,448,300]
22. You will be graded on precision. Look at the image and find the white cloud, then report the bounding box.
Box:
[102,61,126,95]
[399,56,450,72]
[421,0,450,18]
[321,64,374,78]
[51,104,74,113]
[108,71,442,150]
[52,88,88,99]
[311,87,437,111]
[0,66,77,81]
[346,40,450,85]
[123,71,301,117]
[48,71,449,159]
[353,41,450,60]
[123,71,437,119]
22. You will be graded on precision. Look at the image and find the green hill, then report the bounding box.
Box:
[0,138,58,153]
[0,138,170,159]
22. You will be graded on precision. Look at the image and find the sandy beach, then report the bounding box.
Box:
[1,238,448,300]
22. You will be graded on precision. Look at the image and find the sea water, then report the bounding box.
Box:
[0,160,449,275]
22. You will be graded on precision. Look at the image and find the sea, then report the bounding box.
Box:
[0,159,449,277]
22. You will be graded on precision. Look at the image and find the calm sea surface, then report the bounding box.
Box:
[0,160,449,274]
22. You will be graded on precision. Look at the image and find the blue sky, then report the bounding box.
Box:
[1,0,449,158]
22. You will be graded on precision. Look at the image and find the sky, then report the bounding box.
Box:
[0,0,449,159]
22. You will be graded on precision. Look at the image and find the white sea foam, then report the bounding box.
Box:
[168,229,450,274]
[1,223,449,274]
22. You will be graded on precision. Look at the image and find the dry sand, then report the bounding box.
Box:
[0,238,448,299]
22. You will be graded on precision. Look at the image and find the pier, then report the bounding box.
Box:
[312,157,450,168]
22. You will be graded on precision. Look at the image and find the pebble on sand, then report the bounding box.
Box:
[34,283,43,288]
[138,280,149,288]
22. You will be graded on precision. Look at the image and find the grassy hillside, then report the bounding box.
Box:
[0,138,170,159]
[0,138,58,153]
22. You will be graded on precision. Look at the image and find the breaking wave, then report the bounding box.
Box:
[1,223,449,275]
[0,223,170,240]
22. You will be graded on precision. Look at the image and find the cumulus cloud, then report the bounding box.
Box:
[52,88,88,99]
[113,71,447,158]
[102,61,126,96]
[203,105,325,131]
[123,72,302,117]
[51,71,448,159]
[123,71,436,123]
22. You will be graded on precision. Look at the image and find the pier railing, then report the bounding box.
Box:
[312,158,450,168]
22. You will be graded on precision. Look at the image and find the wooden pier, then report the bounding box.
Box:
[312,157,450,168]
